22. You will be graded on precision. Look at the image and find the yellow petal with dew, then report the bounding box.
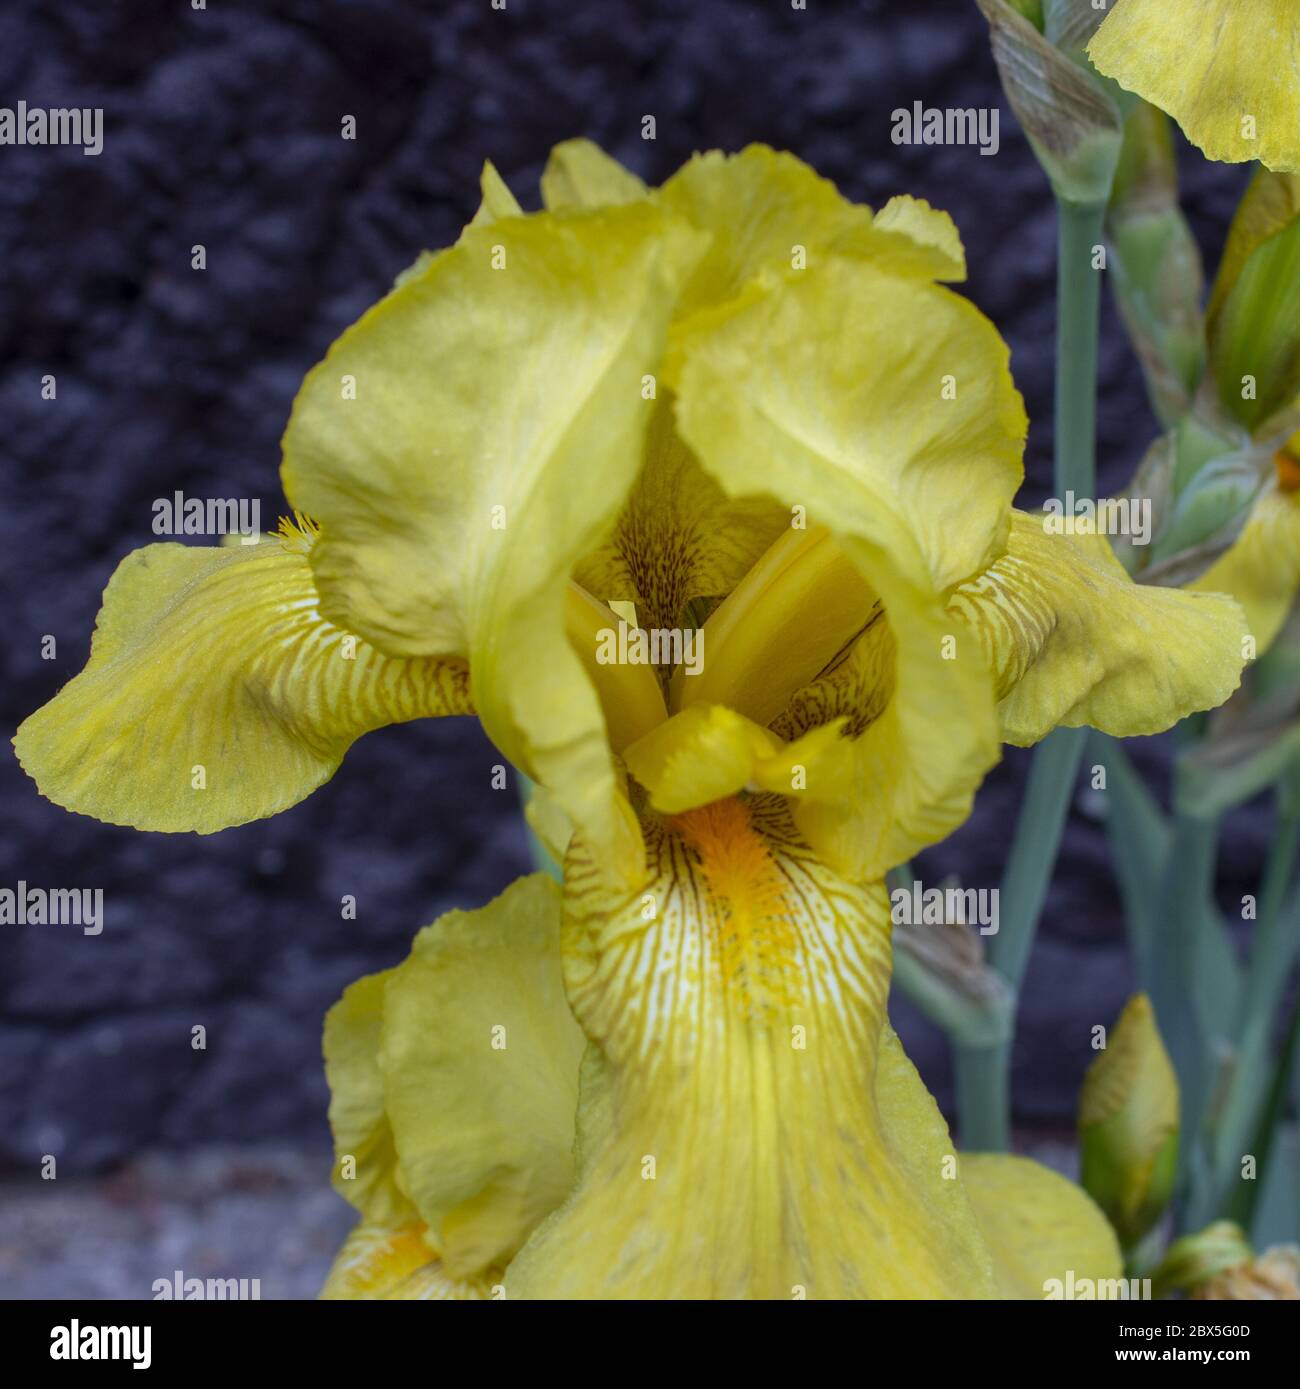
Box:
[1087,0,1300,173]
[14,527,471,834]
[948,509,1249,744]
[960,1154,1124,1299]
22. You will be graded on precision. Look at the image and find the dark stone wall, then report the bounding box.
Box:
[0,0,1265,1172]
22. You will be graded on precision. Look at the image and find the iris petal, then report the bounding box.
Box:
[14,533,470,834]
[506,798,998,1299]
[1088,0,1300,174]
[948,510,1249,744]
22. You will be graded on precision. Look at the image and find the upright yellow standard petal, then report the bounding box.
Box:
[1088,0,1300,174]
[322,875,585,1296]
[13,529,470,833]
[505,797,998,1299]
[657,146,968,381]
[281,204,707,884]
[948,510,1249,744]
[960,1154,1124,1299]
[674,257,1026,595]
[540,138,648,211]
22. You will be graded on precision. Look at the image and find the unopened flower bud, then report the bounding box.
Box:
[1078,993,1179,1247]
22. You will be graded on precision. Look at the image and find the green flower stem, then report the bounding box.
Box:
[1053,198,1106,499]
[954,1043,1011,1153]
[951,196,1106,1151]
[1150,811,1220,1208]
[953,726,1087,1150]
[1238,808,1300,1034]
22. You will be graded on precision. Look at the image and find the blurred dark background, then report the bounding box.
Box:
[0,0,1267,1258]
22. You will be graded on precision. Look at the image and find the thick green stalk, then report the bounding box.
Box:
[1149,812,1219,1143]
[1053,199,1106,497]
[951,197,1105,1152]
[1238,810,1300,1034]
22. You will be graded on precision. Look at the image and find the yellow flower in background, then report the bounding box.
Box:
[1188,433,1300,654]
[14,141,1250,1297]
[1088,0,1300,174]
[1183,168,1300,654]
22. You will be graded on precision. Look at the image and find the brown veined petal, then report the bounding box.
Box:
[947,509,1249,745]
[505,796,998,1300]
[573,393,790,640]
[770,553,1001,883]
[13,527,471,834]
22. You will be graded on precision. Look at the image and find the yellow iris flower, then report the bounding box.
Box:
[14,141,1250,1298]
[1088,0,1300,174]
[1183,168,1300,653]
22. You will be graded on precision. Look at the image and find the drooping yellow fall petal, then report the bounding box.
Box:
[1088,0,1300,174]
[322,875,585,1295]
[323,967,415,1230]
[1188,484,1300,655]
[13,529,471,834]
[281,204,707,886]
[506,796,998,1299]
[947,510,1249,745]
[960,1154,1124,1299]
[380,875,586,1280]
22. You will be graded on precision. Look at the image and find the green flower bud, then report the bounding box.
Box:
[1004,0,1044,31]
[1107,105,1206,427]
[1152,1221,1255,1299]
[1079,994,1179,1248]
[976,0,1123,206]
[1207,171,1300,440]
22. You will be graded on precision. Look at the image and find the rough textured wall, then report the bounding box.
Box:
[0,0,1263,1172]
